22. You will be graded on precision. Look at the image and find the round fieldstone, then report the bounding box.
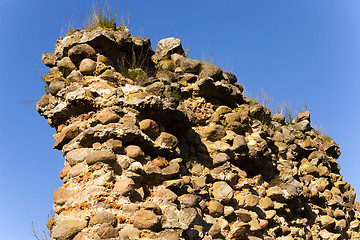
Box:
[57,57,76,77]
[234,209,252,222]
[153,188,178,202]
[118,226,140,240]
[266,186,285,201]
[66,70,84,84]
[60,165,71,179]
[139,119,160,138]
[96,108,120,124]
[114,178,136,196]
[259,197,274,210]
[68,44,96,63]
[125,145,145,160]
[65,148,92,166]
[49,81,66,95]
[90,212,117,227]
[79,58,96,75]
[133,209,160,230]
[85,150,116,165]
[97,223,119,239]
[68,164,87,178]
[51,219,87,240]
[54,188,73,205]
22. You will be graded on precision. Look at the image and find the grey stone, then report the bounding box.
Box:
[125,145,145,160]
[229,222,250,239]
[85,150,116,165]
[65,148,92,166]
[155,132,178,149]
[294,120,311,132]
[234,209,252,222]
[42,52,57,67]
[118,226,139,240]
[153,188,178,203]
[145,82,165,96]
[49,81,66,95]
[179,208,199,229]
[66,70,84,84]
[272,113,285,124]
[68,164,87,178]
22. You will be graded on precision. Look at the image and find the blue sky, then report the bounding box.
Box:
[1,1,360,239]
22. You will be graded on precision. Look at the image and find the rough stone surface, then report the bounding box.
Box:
[139,119,160,138]
[212,181,234,202]
[57,57,76,77]
[90,212,117,227]
[96,108,120,124]
[51,219,87,240]
[133,209,160,230]
[114,178,136,196]
[152,37,184,61]
[97,223,119,239]
[53,126,79,150]
[36,25,360,240]
[155,132,178,149]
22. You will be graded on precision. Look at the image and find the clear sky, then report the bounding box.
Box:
[1,1,360,239]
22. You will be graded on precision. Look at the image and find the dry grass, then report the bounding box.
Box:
[243,88,311,124]
[61,1,129,37]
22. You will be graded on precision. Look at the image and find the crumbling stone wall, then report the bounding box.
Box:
[37,25,360,240]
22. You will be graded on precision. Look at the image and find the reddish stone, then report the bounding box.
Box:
[53,126,79,150]
[60,165,71,179]
[153,157,169,168]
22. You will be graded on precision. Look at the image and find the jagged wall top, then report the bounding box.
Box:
[37,26,360,240]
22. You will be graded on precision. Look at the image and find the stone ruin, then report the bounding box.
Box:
[37,24,360,240]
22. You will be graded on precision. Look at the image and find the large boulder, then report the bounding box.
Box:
[152,37,184,62]
[68,44,96,63]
